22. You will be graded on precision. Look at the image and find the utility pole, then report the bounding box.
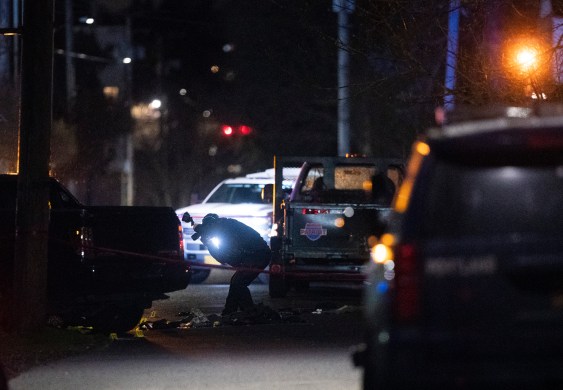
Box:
[332,0,354,156]
[0,0,20,88]
[444,0,460,111]
[13,0,54,332]
[123,14,134,206]
[64,0,75,118]
[540,0,563,85]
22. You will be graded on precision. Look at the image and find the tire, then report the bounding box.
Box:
[88,305,145,334]
[269,274,289,298]
[189,269,211,284]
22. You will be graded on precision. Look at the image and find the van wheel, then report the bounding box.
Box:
[269,275,288,298]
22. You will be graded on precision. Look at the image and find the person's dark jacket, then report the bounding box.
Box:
[195,218,270,267]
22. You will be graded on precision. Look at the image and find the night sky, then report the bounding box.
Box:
[4,0,556,205]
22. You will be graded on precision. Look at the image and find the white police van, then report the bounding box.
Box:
[176,168,299,283]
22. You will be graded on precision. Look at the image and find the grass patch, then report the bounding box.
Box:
[0,326,112,380]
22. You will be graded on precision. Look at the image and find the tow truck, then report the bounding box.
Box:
[267,156,404,297]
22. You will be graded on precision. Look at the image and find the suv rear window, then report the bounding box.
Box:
[422,160,563,237]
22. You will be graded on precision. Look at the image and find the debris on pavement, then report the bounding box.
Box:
[137,302,359,331]
[220,304,282,326]
[186,308,210,328]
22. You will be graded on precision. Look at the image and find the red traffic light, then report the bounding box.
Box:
[220,124,253,136]
[239,125,252,135]
[221,125,234,136]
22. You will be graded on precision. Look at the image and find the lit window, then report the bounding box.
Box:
[103,86,119,100]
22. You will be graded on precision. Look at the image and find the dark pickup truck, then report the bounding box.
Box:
[0,174,191,333]
[268,156,404,297]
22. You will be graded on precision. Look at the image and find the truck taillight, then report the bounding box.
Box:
[301,208,330,214]
[393,243,420,323]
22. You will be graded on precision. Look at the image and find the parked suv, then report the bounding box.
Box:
[354,105,563,389]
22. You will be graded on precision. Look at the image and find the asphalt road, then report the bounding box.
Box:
[8,269,366,390]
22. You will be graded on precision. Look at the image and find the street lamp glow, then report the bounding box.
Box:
[122,57,132,64]
[515,47,538,73]
[504,36,547,79]
[149,99,162,109]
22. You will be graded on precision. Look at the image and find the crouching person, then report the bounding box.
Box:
[192,213,271,316]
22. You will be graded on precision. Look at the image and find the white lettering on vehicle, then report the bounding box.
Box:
[424,255,497,277]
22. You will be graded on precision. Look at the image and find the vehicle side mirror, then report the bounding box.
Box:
[262,184,274,203]
[182,212,194,225]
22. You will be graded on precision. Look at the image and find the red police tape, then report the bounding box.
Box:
[0,233,366,283]
[42,236,368,282]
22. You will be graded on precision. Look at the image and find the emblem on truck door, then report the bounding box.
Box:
[300,223,328,241]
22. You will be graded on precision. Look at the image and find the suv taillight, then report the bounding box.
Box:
[178,224,184,255]
[393,243,420,323]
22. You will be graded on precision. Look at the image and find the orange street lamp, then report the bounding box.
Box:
[503,37,549,100]
[505,38,546,78]
[515,46,540,73]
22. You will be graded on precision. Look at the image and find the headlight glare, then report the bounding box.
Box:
[210,237,221,248]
